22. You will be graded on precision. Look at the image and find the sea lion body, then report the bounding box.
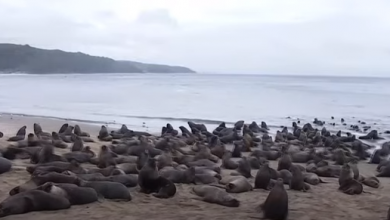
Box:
[0,157,12,174]
[260,178,288,220]
[255,164,272,190]
[289,165,308,191]
[225,177,253,193]
[80,181,131,200]
[192,185,240,207]
[37,182,98,205]
[0,190,71,217]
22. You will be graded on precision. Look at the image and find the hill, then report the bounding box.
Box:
[0,44,195,74]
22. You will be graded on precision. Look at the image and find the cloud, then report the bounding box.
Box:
[0,0,389,75]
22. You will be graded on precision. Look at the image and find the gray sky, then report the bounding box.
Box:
[1,0,390,75]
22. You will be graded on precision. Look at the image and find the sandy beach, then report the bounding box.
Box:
[0,114,389,220]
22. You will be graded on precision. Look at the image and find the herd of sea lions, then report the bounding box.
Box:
[0,118,389,219]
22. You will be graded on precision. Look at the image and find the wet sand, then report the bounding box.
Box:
[0,114,389,220]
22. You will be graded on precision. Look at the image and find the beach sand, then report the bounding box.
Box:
[0,114,389,220]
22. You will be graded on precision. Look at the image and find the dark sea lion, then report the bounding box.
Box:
[66,172,105,181]
[277,169,292,185]
[231,141,242,158]
[33,123,51,138]
[116,163,139,174]
[58,123,69,134]
[138,156,176,198]
[98,125,112,141]
[71,134,84,151]
[236,157,252,178]
[225,177,253,193]
[36,182,98,205]
[0,190,71,217]
[7,126,26,141]
[194,174,219,184]
[277,150,292,171]
[0,157,12,174]
[338,163,363,195]
[0,132,3,138]
[289,165,308,192]
[192,185,240,207]
[255,163,272,190]
[108,174,138,187]
[74,125,90,137]
[234,120,245,130]
[97,145,117,168]
[9,179,38,196]
[63,151,94,164]
[261,121,269,130]
[221,151,238,170]
[259,178,288,220]
[80,180,131,200]
[51,132,68,149]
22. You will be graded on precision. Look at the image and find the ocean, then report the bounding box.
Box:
[0,73,389,134]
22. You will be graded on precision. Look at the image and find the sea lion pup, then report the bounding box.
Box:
[98,125,112,141]
[74,125,90,137]
[360,176,380,188]
[258,178,288,220]
[0,157,12,174]
[0,189,71,217]
[97,145,117,168]
[225,176,253,193]
[277,147,292,171]
[236,157,252,178]
[51,132,68,149]
[79,180,131,201]
[255,162,272,190]
[338,163,363,195]
[289,165,308,192]
[71,134,84,151]
[192,185,240,207]
[222,151,238,170]
[7,125,27,141]
[36,182,98,205]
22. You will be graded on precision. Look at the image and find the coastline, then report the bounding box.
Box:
[0,113,389,220]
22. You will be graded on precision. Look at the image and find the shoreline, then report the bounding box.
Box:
[0,113,389,220]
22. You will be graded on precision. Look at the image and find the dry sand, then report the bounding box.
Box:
[0,114,389,220]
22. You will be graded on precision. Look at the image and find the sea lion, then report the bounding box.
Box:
[80,180,131,201]
[225,177,253,193]
[303,172,326,185]
[71,134,84,151]
[277,169,292,185]
[33,172,81,185]
[116,163,139,174]
[192,185,240,207]
[97,145,117,168]
[98,125,112,141]
[289,165,308,192]
[138,157,176,198]
[277,150,292,171]
[259,178,288,220]
[58,123,69,134]
[231,141,242,158]
[338,163,363,195]
[36,182,98,205]
[236,157,252,178]
[63,151,94,164]
[7,126,26,141]
[221,151,238,170]
[255,163,272,190]
[0,190,71,217]
[160,167,196,184]
[9,179,38,195]
[74,125,90,137]
[33,123,51,138]
[0,157,12,174]
[51,132,68,149]
[360,176,380,188]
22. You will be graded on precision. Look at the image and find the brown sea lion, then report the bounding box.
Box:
[79,180,132,200]
[221,151,238,170]
[74,125,90,137]
[259,178,288,220]
[192,185,240,207]
[98,125,112,141]
[236,157,252,178]
[277,150,292,171]
[97,145,117,168]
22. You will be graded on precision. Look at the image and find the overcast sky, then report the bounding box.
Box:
[1,0,390,75]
